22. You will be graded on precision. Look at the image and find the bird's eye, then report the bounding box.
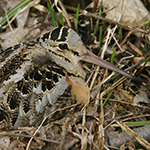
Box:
[58,43,68,51]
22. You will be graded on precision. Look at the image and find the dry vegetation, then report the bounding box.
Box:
[0,0,150,149]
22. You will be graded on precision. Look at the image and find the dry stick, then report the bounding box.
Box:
[110,29,124,52]
[104,145,111,150]
[92,27,113,150]
[116,121,150,149]
[26,114,53,150]
[96,28,113,150]
[59,117,71,150]
[89,24,111,112]
[2,0,40,29]
[104,114,133,129]
[84,0,120,15]
[56,0,71,27]
[105,124,150,149]
[26,104,77,150]
[90,0,126,91]
[2,4,19,44]
[71,129,98,149]
[100,76,127,97]
[122,114,150,122]
[96,3,125,95]
[92,72,115,91]
[127,40,144,56]
[90,28,111,90]
[92,0,99,13]
[80,108,87,150]
[3,133,60,144]
[107,0,127,50]
[64,5,149,35]
[93,97,134,106]
[89,66,100,90]
[98,99,104,150]
[95,27,112,149]
[118,51,134,65]
[91,29,111,112]
[113,57,150,83]
[94,96,150,109]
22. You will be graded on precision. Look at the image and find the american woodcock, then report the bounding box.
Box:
[0,26,140,129]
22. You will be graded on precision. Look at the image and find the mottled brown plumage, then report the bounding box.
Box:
[0,26,140,129]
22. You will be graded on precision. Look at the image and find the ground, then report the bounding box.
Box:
[0,0,150,149]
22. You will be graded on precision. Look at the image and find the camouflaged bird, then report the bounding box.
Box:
[0,26,140,129]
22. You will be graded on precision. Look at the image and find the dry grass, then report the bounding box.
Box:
[0,0,150,149]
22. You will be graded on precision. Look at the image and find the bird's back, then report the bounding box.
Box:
[0,35,84,129]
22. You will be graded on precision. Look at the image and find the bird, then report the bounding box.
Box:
[0,26,140,129]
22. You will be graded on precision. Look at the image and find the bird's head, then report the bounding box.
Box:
[39,26,140,82]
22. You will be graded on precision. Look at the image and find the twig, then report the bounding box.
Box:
[2,133,60,144]
[65,5,149,35]
[2,4,18,44]
[26,104,77,150]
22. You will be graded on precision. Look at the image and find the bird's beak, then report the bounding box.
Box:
[81,50,141,82]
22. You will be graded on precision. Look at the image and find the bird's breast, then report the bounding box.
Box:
[66,75,90,105]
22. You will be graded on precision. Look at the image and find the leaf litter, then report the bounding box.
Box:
[0,0,150,149]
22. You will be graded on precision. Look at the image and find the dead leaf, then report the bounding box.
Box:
[0,27,29,49]
[102,0,149,26]
[116,120,150,149]
[133,86,150,107]
[0,136,10,150]
[120,141,136,150]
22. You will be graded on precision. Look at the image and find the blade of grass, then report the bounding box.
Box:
[103,89,114,105]
[76,4,80,33]
[138,56,150,73]
[110,49,119,80]
[92,1,103,42]
[100,0,103,13]
[141,45,145,52]
[119,26,123,39]
[111,71,118,80]
[110,49,116,64]
[143,56,150,67]
[47,2,58,27]
[0,0,32,27]
[98,26,103,48]
[126,121,150,127]
[60,12,64,26]
[146,20,150,30]
[93,22,98,37]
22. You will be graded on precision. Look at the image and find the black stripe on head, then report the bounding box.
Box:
[50,27,62,41]
[40,32,51,42]
[57,27,69,42]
